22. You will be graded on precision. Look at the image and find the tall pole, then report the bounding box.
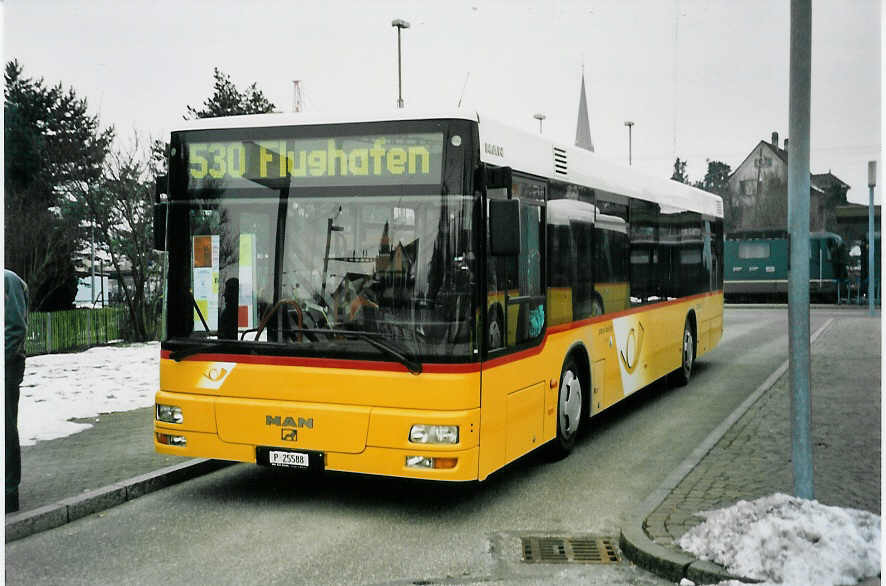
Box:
[868,161,877,316]
[392,19,410,108]
[624,121,634,166]
[533,113,546,134]
[787,0,813,500]
[90,220,96,304]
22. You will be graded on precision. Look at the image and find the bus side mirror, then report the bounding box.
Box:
[489,199,520,256]
[476,164,512,194]
[154,175,168,251]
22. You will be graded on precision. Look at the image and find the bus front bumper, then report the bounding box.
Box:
[154,429,480,482]
[153,394,482,482]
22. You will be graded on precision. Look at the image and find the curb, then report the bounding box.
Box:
[5,458,233,543]
[726,303,879,311]
[619,317,835,584]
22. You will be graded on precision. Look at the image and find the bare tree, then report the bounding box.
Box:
[70,135,162,341]
[751,176,788,230]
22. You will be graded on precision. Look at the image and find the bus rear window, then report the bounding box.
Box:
[738,242,770,259]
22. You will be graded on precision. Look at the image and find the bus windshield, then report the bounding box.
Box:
[164,126,477,364]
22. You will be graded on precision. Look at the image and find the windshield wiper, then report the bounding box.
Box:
[169,329,423,374]
[299,328,423,375]
[294,328,422,374]
[351,332,423,375]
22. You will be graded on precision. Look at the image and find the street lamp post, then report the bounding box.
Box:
[624,121,634,165]
[868,160,877,316]
[391,19,410,108]
[533,113,546,134]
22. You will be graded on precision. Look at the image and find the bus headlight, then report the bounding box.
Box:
[409,424,458,444]
[156,404,183,424]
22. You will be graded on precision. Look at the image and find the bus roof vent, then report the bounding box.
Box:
[553,147,568,175]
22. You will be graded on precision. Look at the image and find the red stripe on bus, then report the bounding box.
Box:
[159,350,481,374]
[547,290,722,335]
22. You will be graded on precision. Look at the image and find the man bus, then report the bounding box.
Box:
[154,110,724,481]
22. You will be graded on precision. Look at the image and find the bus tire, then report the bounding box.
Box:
[549,355,583,459]
[671,316,695,387]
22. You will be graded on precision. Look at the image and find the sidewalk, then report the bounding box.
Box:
[621,312,881,584]
[6,390,231,541]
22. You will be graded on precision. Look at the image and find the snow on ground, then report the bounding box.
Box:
[678,493,881,586]
[17,342,159,446]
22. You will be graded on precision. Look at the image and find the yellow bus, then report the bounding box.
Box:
[153,110,724,481]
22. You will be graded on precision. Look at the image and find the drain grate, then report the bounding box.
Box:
[521,536,620,564]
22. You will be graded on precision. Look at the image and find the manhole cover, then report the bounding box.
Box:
[521,536,620,564]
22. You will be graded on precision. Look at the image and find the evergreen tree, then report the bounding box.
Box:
[697,160,731,195]
[4,60,114,310]
[185,67,276,119]
[693,159,736,229]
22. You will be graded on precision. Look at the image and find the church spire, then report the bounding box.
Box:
[575,68,594,152]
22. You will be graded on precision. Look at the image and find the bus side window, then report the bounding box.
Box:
[629,199,661,306]
[486,177,545,350]
[595,195,630,314]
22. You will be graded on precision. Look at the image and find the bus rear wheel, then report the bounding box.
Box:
[671,317,695,387]
[549,356,583,459]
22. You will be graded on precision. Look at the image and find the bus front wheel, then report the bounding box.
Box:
[549,356,583,459]
[671,317,695,387]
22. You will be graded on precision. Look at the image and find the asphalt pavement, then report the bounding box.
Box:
[6,307,882,586]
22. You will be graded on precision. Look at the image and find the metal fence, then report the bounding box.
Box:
[26,306,128,355]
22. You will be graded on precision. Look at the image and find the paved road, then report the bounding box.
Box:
[5,308,846,585]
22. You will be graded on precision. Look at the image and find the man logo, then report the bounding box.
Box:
[281,428,298,441]
[265,415,314,428]
[484,142,504,157]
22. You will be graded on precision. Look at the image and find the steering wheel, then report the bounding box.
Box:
[255,299,304,342]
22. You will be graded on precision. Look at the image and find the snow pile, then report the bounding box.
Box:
[678,493,881,585]
[17,342,159,446]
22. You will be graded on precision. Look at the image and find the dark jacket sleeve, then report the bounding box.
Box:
[5,270,29,361]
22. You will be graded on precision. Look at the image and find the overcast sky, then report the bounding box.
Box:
[3,0,882,204]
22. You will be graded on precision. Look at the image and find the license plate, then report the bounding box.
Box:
[268,450,309,468]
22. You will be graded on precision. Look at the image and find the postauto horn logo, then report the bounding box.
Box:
[619,322,645,374]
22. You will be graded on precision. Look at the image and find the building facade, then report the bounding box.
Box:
[725,131,848,234]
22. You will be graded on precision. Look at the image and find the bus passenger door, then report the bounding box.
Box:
[480,177,548,479]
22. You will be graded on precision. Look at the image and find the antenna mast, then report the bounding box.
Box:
[292,80,304,112]
[457,72,470,108]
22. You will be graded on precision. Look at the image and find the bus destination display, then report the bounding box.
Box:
[185,132,444,189]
